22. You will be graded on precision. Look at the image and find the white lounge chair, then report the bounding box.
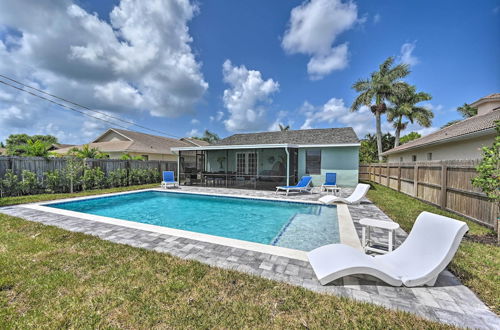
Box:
[318,183,370,205]
[308,211,469,287]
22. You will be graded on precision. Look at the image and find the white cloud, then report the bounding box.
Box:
[0,0,208,143]
[373,13,381,24]
[300,98,392,138]
[399,42,419,66]
[209,111,224,122]
[191,118,200,125]
[186,128,200,137]
[222,60,279,132]
[281,0,361,79]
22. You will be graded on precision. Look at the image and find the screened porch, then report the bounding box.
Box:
[175,146,298,190]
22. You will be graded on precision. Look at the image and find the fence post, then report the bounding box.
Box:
[413,164,419,197]
[397,164,401,192]
[386,163,390,186]
[440,163,448,208]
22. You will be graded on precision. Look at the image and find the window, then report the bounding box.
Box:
[412,155,417,162]
[427,153,432,161]
[141,155,149,161]
[305,150,321,175]
[400,157,403,163]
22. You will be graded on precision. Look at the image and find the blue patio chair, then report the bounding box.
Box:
[321,173,338,193]
[275,176,313,196]
[161,171,178,189]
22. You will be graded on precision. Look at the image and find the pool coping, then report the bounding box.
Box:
[21,188,362,261]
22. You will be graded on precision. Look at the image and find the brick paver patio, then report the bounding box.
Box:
[1,186,498,329]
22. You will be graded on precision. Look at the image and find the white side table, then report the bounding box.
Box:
[322,185,340,195]
[359,218,400,254]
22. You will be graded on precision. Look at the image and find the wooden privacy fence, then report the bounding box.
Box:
[359,161,498,229]
[0,156,177,179]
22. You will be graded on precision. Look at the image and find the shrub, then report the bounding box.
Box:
[1,170,20,197]
[82,167,106,191]
[108,169,128,187]
[20,170,40,195]
[44,170,68,193]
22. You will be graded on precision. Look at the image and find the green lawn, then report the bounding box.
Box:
[0,214,449,328]
[364,181,499,314]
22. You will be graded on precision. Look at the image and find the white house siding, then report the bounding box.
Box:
[387,134,495,163]
[298,146,359,187]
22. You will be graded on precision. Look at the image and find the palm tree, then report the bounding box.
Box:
[279,123,290,131]
[19,139,52,157]
[351,57,410,161]
[387,84,433,147]
[193,130,220,144]
[69,145,108,159]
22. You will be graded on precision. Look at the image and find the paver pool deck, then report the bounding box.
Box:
[1,186,498,329]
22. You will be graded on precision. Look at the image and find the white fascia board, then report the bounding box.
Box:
[171,144,296,152]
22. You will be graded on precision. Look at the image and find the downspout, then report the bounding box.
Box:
[177,150,181,183]
[285,147,290,186]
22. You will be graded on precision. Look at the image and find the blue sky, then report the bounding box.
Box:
[0,0,498,144]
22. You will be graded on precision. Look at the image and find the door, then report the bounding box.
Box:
[235,152,258,176]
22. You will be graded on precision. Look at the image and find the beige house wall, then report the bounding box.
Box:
[476,100,500,115]
[387,134,495,163]
[106,152,177,161]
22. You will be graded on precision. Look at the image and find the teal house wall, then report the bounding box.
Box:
[297,146,359,187]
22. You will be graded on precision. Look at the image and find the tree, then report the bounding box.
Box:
[351,57,410,161]
[65,156,84,193]
[6,134,58,155]
[359,133,396,163]
[18,139,53,157]
[387,84,432,147]
[457,103,478,118]
[0,141,5,148]
[278,124,290,131]
[442,103,478,128]
[193,130,220,144]
[120,154,146,161]
[399,132,421,145]
[472,120,500,237]
[69,145,109,159]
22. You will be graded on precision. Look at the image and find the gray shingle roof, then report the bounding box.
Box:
[212,127,359,146]
[382,109,500,156]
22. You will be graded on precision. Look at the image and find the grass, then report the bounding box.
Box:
[0,184,159,207]
[364,181,499,314]
[0,214,451,328]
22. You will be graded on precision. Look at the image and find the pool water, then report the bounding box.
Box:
[46,191,339,251]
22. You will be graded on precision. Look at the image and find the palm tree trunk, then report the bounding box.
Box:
[394,115,403,148]
[376,111,383,162]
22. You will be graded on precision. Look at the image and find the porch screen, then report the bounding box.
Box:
[236,152,257,175]
[305,150,321,175]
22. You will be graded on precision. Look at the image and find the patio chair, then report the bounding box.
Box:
[321,172,337,191]
[275,176,313,196]
[318,183,369,205]
[308,211,469,287]
[161,171,178,189]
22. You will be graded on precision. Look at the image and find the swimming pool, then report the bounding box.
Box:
[45,191,339,251]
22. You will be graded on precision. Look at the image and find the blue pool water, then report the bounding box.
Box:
[46,191,339,251]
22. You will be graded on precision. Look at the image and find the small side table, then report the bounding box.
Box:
[322,185,341,195]
[359,218,400,254]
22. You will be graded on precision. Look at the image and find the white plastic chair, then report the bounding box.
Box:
[307,212,469,286]
[318,183,370,205]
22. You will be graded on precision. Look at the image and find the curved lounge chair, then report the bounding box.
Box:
[307,212,469,287]
[318,183,370,205]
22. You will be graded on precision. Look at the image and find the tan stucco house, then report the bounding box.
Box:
[382,93,500,162]
[55,128,209,161]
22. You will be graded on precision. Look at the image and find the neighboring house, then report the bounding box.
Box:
[55,128,209,161]
[382,93,500,162]
[0,147,5,155]
[172,127,360,189]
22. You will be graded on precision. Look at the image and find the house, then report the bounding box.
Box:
[172,127,360,190]
[55,128,209,161]
[0,147,5,155]
[382,93,500,162]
